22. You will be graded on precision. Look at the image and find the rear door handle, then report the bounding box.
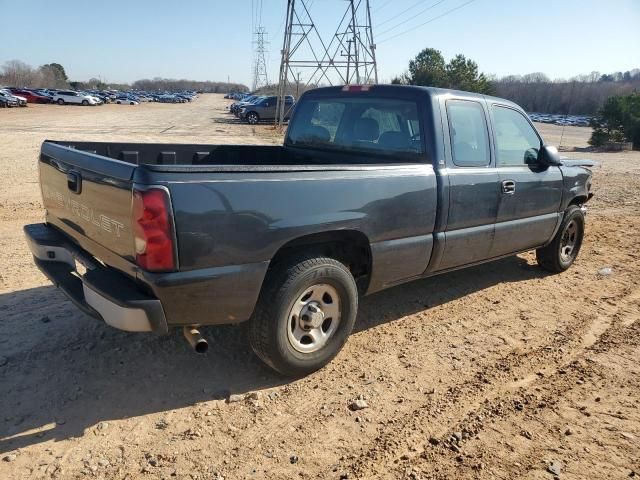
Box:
[502,180,516,194]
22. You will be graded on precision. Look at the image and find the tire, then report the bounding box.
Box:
[57,98,64,105]
[249,255,358,376]
[536,205,585,273]
[246,112,259,125]
[82,100,89,106]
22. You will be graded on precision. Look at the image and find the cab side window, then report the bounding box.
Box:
[446,100,490,167]
[492,106,541,166]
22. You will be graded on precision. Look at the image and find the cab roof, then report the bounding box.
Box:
[302,84,522,110]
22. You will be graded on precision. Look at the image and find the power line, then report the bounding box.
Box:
[373,0,394,12]
[376,0,447,37]
[259,0,263,26]
[376,0,429,28]
[378,0,477,43]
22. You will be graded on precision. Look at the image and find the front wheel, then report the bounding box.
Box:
[57,98,64,105]
[536,205,585,272]
[246,112,259,124]
[82,100,89,106]
[249,256,358,376]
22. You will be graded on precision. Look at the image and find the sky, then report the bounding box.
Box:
[0,0,638,86]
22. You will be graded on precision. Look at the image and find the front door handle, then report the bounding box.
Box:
[502,180,516,194]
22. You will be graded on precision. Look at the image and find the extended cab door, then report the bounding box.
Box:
[488,104,563,257]
[436,97,500,271]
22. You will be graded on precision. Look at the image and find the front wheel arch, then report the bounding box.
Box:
[568,195,588,207]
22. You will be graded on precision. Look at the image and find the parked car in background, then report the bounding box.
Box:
[231,95,261,115]
[79,92,104,105]
[52,90,100,106]
[86,91,111,104]
[0,92,19,107]
[115,96,139,105]
[0,89,27,107]
[34,89,56,101]
[239,95,295,124]
[7,88,52,104]
[528,112,592,127]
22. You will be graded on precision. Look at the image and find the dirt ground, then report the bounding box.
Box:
[0,94,638,480]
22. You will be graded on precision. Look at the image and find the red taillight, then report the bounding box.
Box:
[132,188,176,272]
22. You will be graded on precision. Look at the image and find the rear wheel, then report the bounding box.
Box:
[536,205,585,272]
[57,98,64,105]
[249,256,358,376]
[246,112,259,125]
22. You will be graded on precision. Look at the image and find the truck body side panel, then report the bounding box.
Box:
[166,165,438,292]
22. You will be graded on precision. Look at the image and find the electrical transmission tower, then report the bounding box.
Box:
[252,27,270,91]
[275,0,378,127]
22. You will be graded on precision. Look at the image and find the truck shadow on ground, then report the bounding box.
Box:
[0,255,546,454]
[211,114,248,125]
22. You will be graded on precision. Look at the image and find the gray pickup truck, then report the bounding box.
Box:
[25,85,593,375]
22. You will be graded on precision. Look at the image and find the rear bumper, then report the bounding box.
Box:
[25,222,269,331]
[24,223,168,334]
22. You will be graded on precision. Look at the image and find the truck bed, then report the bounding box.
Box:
[46,140,285,166]
[45,140,418,171]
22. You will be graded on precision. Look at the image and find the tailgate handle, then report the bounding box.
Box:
[67,171,82,194]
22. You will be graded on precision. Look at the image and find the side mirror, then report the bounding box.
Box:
[538,145,562,167]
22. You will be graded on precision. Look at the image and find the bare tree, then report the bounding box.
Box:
[493,70,640,115]
[0,60,38,87]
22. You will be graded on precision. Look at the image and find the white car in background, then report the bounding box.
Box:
[114,97,139,105]
[0,89,27,106]
[52,90,100,106]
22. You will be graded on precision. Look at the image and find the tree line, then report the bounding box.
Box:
[0,60,248,93]
[493,74,640,115]
[394,48,639,147]
[131,78,248,93]
[391,48,639,116]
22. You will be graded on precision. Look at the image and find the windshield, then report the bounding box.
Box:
[287,96,424,158]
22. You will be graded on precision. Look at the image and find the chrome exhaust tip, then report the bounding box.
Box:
[183,327,208,354]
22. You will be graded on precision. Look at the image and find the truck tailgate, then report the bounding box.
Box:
[39,141,136,263]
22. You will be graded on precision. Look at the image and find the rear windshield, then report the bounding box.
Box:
[286,96,424,159]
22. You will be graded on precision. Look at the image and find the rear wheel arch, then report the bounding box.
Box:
[264,230,373,295]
